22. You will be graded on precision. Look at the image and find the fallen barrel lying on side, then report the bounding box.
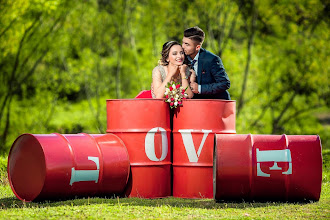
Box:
[7,133,130,202]
[214,134,322,201]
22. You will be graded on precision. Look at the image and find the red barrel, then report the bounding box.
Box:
[172,99,236,198]
[106,99,171,198]
[7,133,130,202]
[214,134,322,201]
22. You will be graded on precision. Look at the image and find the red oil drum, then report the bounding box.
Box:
[214,134,322,201]
[7,133,130,202]
[172,99,236,198]
[106,99,171,198]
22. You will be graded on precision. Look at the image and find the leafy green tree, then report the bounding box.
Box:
[0,0,73,150]
[0,0,328,153]
[236,0,329,134]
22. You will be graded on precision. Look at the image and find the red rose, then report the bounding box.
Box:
[182,89,185,93]
[169,87,173,91]
[170,102,174,106]
[176,84,180,89]
[166,95,169,99]
[171,98,174,102]
[178,101,182,105]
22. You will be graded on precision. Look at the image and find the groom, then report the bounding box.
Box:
[182,26,231,100]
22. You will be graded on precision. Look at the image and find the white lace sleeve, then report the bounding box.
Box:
[151,66,163,98]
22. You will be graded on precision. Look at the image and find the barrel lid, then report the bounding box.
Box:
[8,134,46,202]
[106,99,236,102]
[172,99,236,132]
[106,99,170,131]
[182,99,236,102]
[106,99,163,101]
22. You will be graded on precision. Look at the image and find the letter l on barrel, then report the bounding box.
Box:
[70,156,100,186]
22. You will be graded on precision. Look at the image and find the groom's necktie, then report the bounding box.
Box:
[191,60,197,72]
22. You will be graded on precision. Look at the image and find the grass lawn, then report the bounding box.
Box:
[0,150,329,219]
[0,183,329,219]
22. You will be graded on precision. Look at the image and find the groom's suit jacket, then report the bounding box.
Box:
[193,48,231,100]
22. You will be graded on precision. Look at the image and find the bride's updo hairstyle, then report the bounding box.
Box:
[160,41,181,66]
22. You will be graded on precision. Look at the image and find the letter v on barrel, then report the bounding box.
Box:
[179,129,213,162]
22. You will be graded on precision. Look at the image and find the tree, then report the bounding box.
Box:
[242,0,329,134]
[0,0,73,150]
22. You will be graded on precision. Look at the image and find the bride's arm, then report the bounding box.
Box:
[180,65,194,99]
[152,66,173,99]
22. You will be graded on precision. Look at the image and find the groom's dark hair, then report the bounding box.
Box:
[184,26,205,45]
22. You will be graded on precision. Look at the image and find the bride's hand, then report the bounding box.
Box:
[167,64,179,77]
[179,64,188,77]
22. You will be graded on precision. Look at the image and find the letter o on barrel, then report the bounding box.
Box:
[106,99,171,198]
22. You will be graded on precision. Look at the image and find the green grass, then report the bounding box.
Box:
[0,150,329,219]
[0,185,329,219]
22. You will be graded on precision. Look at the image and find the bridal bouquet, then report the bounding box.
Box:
[164,82,188,109]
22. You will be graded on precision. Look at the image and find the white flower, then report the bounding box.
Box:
[172,84,176,90]
[167,99,171,102]
[174,101,178,106]
[175,94,179,99]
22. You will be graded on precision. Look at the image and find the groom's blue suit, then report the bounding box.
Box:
[193,48,231,100]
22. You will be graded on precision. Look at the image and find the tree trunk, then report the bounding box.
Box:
[127,3,141,87]
[271,92,296,134]
[0,96,12,151]
[236,0,257,117]
[115,0,128,99]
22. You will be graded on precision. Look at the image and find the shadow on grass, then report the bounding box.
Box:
[0,194,318,211]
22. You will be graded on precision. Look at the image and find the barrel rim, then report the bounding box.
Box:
[173,130,237,134]
[106,98,165,101]
[106,99,236,102]
[106,129,172,133]
[178,99,236,102]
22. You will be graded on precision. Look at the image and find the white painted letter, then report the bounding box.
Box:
[256,148,293,177]
[178,129,212,162]
[70,156,100,186]
[145,127,168,161]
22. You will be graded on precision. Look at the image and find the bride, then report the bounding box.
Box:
[151,41,195,99]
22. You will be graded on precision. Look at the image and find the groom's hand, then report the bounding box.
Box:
[190,82,199,94]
